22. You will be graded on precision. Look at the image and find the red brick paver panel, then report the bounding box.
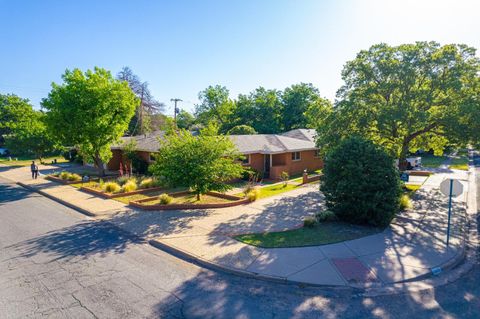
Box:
[332,257,379,283]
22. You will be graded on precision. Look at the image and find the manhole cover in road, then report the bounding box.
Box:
[332,257,378,283]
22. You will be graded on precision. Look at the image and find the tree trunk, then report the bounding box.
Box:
[398,140,409,171]
[94,153,106,177]
[196,192,201,201]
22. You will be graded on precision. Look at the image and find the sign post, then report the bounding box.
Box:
[439,178,464,247]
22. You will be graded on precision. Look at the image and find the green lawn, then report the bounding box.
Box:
[234,222,383,248]
[420,154,449,168]
[235,183,300,199]
[0,156,69,167]
[140,193,233,205]
[420,153,469,170]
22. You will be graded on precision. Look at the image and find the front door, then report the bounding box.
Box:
[264,154,271,178]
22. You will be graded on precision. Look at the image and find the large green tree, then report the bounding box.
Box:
[195,85,235,129]
[281,83,328,130]
[149,130,244,200]
[42,67,138,175]
[317,42,480,165]
[0,94,56,159]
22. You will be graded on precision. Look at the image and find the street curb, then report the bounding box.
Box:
[17,182,98,218]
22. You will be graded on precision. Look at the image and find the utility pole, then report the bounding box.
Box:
[170,98,182,127]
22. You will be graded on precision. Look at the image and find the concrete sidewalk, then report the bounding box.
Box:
[0,164,128,217]
[1,162,475,288]
[148,168,473,287]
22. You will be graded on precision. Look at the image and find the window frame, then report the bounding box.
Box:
[291,152,301,161]
[314,149,321,158]
[241,154,251,165]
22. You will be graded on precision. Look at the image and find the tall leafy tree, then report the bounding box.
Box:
[149,130,244,200]
[227,125,257,135]
[176,109,195,130]
[247,87,283,133]
[317,42,480,165]
[0,94,56,159]
[42,67,138,175]
[117,66,165,135]
[281,83,326,130]
[195,85,235,130]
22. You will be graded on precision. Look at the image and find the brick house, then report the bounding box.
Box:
[229,129,323,179]
[108,129,323,179]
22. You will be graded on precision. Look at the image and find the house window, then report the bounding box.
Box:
[291,152,301,161]
[242,154,250,165]
[314,150,320,158]
[149,153,156,162]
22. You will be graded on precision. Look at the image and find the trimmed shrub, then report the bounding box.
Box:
[67,173,81,182]
[159,193,173,205]
[59,171,70,180]
[246,188,260,201]
[117,176,130,186]
[139,177,160,189]
[315,210,337,222]
[122,180,138,193]
[303,217,317,228]
[103,182,121,193]
[399,194,412,210]
[320,136,402,227]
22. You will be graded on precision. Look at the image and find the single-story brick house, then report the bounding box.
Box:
[108,129,323,180]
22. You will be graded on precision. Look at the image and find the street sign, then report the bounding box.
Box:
[439,178,464,247]
[440,179,463,197]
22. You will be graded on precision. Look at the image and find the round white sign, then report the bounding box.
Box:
[440,179,464,197]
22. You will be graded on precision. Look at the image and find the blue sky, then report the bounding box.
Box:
[1,0,479,115]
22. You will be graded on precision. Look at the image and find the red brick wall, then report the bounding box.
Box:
[243,153,264,174]
[269,150,323,179]
[107,150,124,170]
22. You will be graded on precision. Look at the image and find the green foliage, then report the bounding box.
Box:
[282,83,326,130]
[195,85,234,128]
[103,181,121,193]
[139,177,160,189]
[0,94,57,158]
[303,217,317,228]
[227,125,257,135]
[321,137,402,227]
[149,130,244,199]
[246,188,260,201]
[67,173,82,181]
[399,194,412,210]
[158,193,173,205]
[315,210,338,222]
[122,180,138,193]
[176,110,195,130]
[122,139,149,174]
[59,171,70,180]
[316,42,480,163]
[42,67,138,175]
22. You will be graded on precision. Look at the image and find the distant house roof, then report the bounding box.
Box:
[229,129,318,154]
[111,131,166,153]
[112,129,318,154]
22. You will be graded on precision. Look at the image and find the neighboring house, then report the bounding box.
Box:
[230,129,323,179]
[108,129,323,179]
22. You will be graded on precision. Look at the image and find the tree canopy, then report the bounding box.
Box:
[194,83,330,134]
[316,42,480,164]
[42,67,138,175]
[227,125,257,135]
[0,94,56,159]
[149,130,244,200]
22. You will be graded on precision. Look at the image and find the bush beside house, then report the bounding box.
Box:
[320,136,402,227]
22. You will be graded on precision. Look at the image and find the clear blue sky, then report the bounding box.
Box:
[1,0,479,115]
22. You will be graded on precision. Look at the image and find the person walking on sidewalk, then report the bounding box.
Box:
[30,161,38,179]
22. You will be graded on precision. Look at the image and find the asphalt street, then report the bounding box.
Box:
[0,160,479,319]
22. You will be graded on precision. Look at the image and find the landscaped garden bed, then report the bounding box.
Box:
[130,190,250,210]
[77,176,164,199]
[46,171,87,184]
